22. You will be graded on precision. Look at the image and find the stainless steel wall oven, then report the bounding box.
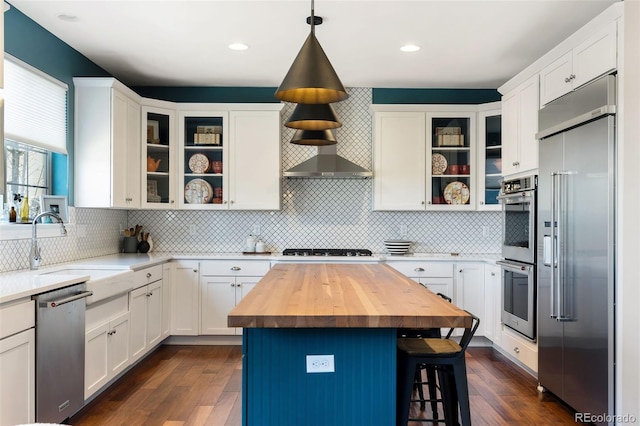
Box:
[498,175,537,340]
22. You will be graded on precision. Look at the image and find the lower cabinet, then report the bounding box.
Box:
[0,299,35,425]
[161,263,172,339]
[170,260,200,335]
[200,260,270,335]
[455,262,486,337]
[85,295,130,399]
[385,261,454,300]
[498,326,538,373]
[129,279,163,363]
[483,263,501,343]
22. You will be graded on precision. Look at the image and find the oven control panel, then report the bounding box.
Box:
[501,175,537,195]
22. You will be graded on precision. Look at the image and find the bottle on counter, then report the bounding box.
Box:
[9,206,17,223]
[20,196,29,222]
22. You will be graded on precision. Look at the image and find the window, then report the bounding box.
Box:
[2,55,68,217]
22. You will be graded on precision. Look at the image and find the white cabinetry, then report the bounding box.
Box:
[170,260,200,336]
[540,21,617,106]
[476,104,502,210]
[483,263,501,343]
[372,106,477,211]
[501,75,539,176]
[385,261,454,300]
[74,77,141,208]
[455,263,486,337]
[178,105,282,210]
[162,263,172,339]
[200,260,270,335]
[85,295,130,399]
[129,265,163,363]
[499,327,538,373]
[0,299,35,425]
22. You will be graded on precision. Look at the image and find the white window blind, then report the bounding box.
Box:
[4,56,68,154]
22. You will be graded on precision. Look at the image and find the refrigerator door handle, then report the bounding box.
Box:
[550,172,559,319]
[555,171,572,321]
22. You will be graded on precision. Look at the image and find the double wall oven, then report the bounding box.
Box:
[497,175,537,340]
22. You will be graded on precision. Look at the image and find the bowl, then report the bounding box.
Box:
[384,240,412,255]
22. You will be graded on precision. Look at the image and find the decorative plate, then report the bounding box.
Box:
[443,181,470,205]
[432,153,448,175]
[184,178,213,204]
[188,153,210,174]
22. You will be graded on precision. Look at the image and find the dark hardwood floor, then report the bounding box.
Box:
[69,345,577,425]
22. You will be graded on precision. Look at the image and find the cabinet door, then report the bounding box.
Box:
[171,261,200,335]
[85,322,110,399]
[161,263,172,339]
[517,76,539,173]
[539,51,573,106]
[477,107,502,210]
[0,328,35,425]
[501,90,519,176]
[201,277,237,335]
[229,110,281,210]
[235,278,259,335]
[483,264,501,343]
[455,263,486,336]
[109,311,130,378]
[178,110,228,209]
[418,277,454,301]
[129,285,148,362]
[373,112,426,210]
[573,21,617,89]
[146,280,163,348]
[142,106,176,209]
[112,89,141,208]
[427,112,476,210]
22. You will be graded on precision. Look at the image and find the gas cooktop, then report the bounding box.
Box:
[282,249,373,257]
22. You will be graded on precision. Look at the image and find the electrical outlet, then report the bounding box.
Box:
[306,355,335,373]
[252,224,261,235]
[400,225,408,237]
[482,226,489,237]
[189,224,196,236]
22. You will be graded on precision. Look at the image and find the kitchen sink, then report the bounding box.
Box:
[40,268,134,305]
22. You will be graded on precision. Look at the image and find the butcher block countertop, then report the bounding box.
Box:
[228,263,471,329]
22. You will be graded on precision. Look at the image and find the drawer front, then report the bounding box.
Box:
[200,260,270,277]
[0,299,35,340]
[387,261,454,278]
[134,265,163,288]
[500,328,538,372]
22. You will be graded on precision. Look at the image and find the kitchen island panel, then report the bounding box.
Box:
[243,327,395,426]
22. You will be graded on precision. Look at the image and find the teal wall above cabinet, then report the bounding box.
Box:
[372,88,501,104]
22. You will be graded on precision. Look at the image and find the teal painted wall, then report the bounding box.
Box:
[372,87,500,104]
[243,328,396,426]
[132,86,280,104]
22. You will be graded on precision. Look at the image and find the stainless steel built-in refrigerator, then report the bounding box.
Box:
[536,74,615,422]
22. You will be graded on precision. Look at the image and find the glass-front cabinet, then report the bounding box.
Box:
[142,104,176,209]
[427,112,476,210]
[178,111,228,209]
[477,105,502,210]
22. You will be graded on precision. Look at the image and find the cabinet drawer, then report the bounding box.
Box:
[387,261,454,278]
[86,294,129,330]
[200,260,270,277]
[134,265,163,288]
[500,328,538,372]
[0,299,35,340]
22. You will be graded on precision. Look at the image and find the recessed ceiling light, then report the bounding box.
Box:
[57,14,79,22]
[229,43,249,51]
[400,44,420,53]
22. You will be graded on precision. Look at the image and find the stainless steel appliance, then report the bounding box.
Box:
[536,74,615,423]
[498,175,537,340]
[498,175,537,265]
[282,248,373,257]
[33,283,93,423]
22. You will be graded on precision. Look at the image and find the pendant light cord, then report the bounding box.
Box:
[311,0,315,34]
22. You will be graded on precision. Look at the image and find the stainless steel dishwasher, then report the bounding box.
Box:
[32,283,93,423]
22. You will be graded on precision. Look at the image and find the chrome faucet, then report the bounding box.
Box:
[30,211,67,270]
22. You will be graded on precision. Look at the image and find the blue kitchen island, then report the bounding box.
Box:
[228,263,471,426]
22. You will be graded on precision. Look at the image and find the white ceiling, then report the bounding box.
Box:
[7,0,619,89]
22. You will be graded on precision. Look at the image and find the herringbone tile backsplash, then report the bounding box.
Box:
[0,88,501,273]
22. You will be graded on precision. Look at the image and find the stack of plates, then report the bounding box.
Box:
[384,240,412,255]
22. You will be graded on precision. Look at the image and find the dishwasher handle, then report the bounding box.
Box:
[40,290,93,308]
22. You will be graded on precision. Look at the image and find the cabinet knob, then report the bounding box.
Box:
[459,269,463,273]
[480,201,484,205]
[193,269,197,273]
[230,200,235,204]
[231,283,236,287]
[491,272,496,276]
[146,292,152,297]
[422,201,426,205]
[513,346,520,354]
[224,201,228,204]
[231,266,241,271]
[414,267,424,272]
[171,200,175,204]
[564,76,572,83]
[147,272,152,278]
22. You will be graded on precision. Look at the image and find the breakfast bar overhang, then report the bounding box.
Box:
[228,263,471,426]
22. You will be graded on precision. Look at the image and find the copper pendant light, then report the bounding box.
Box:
[285,103,342,130]
[274,0,348,104]
[290,129,337,146]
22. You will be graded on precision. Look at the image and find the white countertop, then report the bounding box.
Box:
[0,252,500,305]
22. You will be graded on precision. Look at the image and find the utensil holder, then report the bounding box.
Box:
[123,236,139,253]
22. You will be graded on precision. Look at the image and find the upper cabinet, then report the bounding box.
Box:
[74,78,141,209]
[178,106,282,210]
[476,103,502,210]
[142,100,176,209]
[501,75,539,177]
[372,105,483,211]
[539,21,617,106]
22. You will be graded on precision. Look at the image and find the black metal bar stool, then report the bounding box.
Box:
[397,310,480,426]
[397,293,453,422]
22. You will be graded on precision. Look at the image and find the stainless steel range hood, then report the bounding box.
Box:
[283,145,372,178]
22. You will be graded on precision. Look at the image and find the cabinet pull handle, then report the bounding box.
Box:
[231,283,235,287]
[231,266,241,271]
[414,267,424,272]
[513,346,520,354]
[146,292,152,297]
[564,76,572,83]
[193,269,197,273]
[147,273,152,278]
[491,272,496,276]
